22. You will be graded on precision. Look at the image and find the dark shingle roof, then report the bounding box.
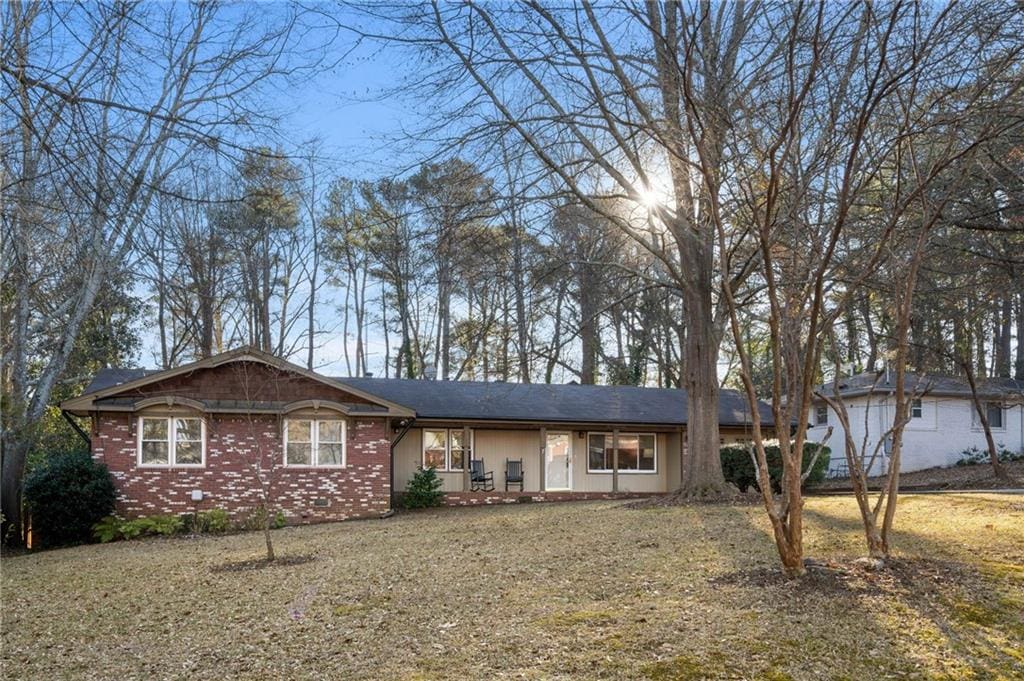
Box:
[336,377,772,427]
[84,368,155,394]
[81,367,774,427]
[816,371,1024,399]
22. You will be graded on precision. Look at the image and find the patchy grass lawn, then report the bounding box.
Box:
[3,494,1022,680]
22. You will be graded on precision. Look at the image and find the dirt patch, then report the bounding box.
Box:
[212,553,317,573]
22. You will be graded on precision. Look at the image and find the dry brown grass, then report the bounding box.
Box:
[2,494,1022,680]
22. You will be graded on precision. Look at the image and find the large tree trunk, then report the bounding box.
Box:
[1016,290,1024,381]
[1,438,30,545]
[995,294,1011,378]
[679,287,726,496]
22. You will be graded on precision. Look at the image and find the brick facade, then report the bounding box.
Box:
[93,412,391,524]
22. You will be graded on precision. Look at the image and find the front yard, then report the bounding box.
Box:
[2,494,1022,680]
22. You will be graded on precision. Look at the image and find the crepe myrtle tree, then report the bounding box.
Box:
[713,1,1023,573]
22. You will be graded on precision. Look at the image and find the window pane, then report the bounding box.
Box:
[319,421,343,443]
[449,447,465,470]
[639,435,656,470]
[287,442,312,465]
[141,441,169,464]
[450,430,465,450]
[318,443,344,466]
[589,434,608,470]
[987,404,1003,428]
[175,418,202,441]
[142,418,168,440]
[424,448,446,469]
[618,435,640,470]
[424,430,447,450]
[288,420,312,442]
[175,440,202,465]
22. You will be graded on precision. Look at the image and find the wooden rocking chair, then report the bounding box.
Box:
[505,458,524,492]
[469,459,495,492]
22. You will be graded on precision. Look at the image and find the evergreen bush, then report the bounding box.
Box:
[403,466,445,508]
[23,451,116,547]
[720,441,831,493]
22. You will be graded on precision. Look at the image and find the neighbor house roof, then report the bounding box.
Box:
[815,371,1024,400]
[72,350,775,427]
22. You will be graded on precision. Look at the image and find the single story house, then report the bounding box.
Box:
[808,371,1024,476]
[62,347,776,524]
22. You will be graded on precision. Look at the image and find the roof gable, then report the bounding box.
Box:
[62,347,414,416]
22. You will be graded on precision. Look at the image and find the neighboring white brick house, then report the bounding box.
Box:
[807,372,1024,476]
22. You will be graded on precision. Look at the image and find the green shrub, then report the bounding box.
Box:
[93,515,125,543]
[192,508,231,534]
[94,514,186,542]
[121,515,184,538]
[403,466,445,509]
[240,505,287,531]
[956,444,1023,466]
[23,451,117,547]
[720,441,831,493]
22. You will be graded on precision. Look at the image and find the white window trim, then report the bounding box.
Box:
[815,404,829,425]
[910,399,923,419]
[137,416,206,468]
[421,428,469,472]
[283,419,347,468]
[586,431,658,474]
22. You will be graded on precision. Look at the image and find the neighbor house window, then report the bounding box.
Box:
[587,433,656,472]
[815,404,829,425]
[284,419,346,467]
[422,428,469,471]
[138,417,204,466]
[986,402,1004,429]
[911,399,923,419]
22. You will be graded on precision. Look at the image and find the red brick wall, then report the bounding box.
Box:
[107,361,374,405]
[93,412,391,524]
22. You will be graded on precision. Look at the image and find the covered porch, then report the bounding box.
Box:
[391,420,684,501]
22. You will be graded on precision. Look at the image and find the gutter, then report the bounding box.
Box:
[389,417,416,510]
[62,409,91,449]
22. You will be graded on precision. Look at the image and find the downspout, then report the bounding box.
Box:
[62,410,91,450]
[389,417,416,510]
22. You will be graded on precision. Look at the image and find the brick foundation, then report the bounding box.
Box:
[93,412,391,524]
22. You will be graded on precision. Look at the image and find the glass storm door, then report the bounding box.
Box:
[545,432,571,490]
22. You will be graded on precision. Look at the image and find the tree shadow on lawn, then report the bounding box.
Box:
[623,499,1023,680]
[212,553,317,573]
[798,503,1024,678]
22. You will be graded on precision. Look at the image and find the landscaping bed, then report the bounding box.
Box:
[812,460,1024,492]
[2,495,1022,680]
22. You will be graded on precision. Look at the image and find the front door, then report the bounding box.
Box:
[545,431,571,490]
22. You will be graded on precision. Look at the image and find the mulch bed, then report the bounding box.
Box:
[812,460,1024,492]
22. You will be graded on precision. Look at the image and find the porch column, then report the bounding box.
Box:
[539,427,546,492]
[463,425,472,492]
[612,428,620,493]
